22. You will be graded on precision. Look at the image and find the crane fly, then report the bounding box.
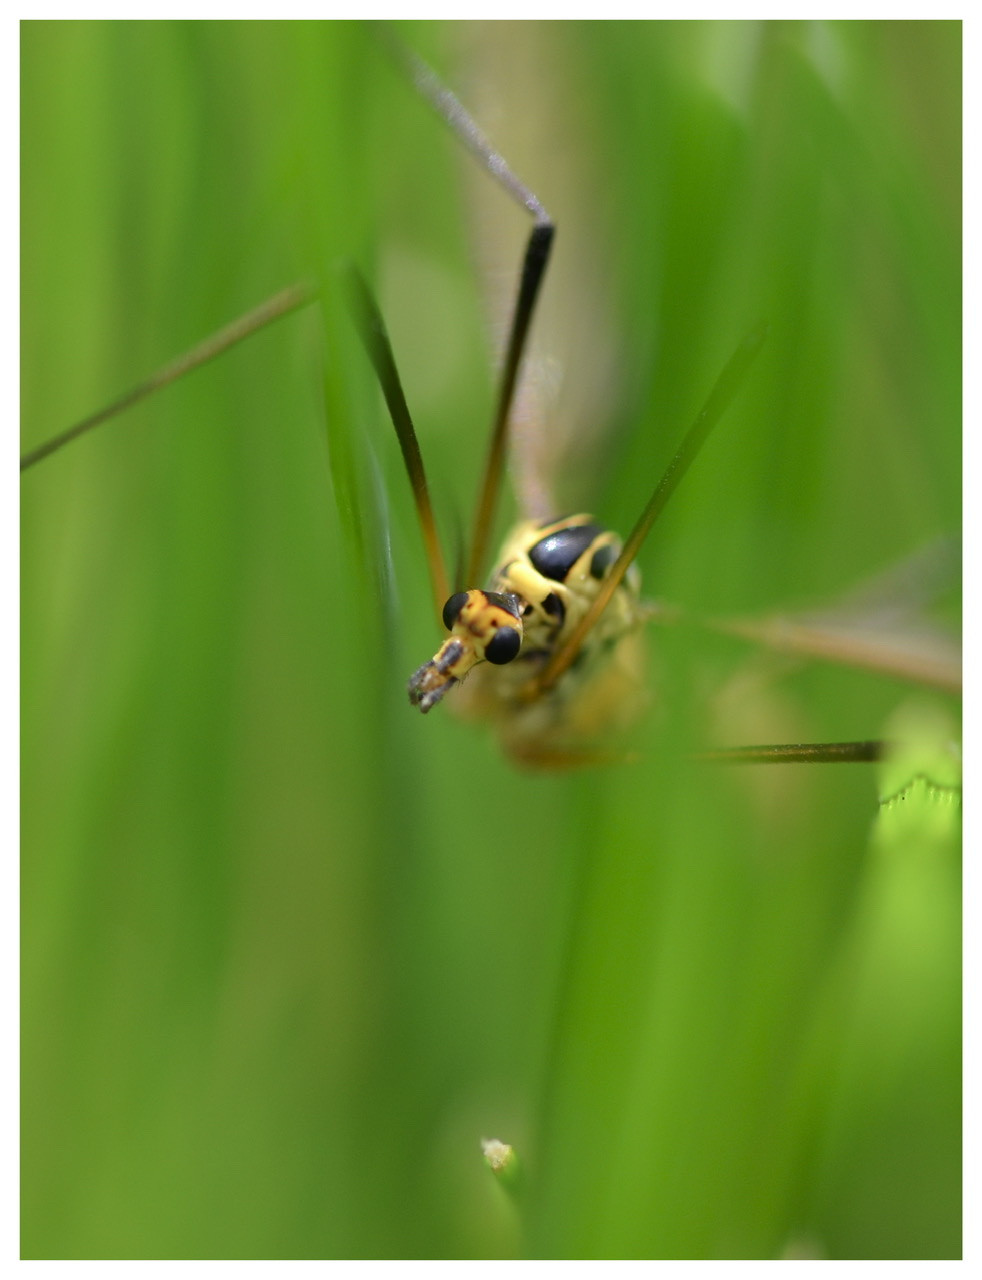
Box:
[342,38,950,769]
[347,250,769,767]
[21,29,958,774]
[20,23,962,1261]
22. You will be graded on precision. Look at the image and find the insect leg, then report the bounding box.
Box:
[526,322,768,701]
[695,741,885,764]
[20,282,318,472]
[345,267,451,622]
[381,34,555,586]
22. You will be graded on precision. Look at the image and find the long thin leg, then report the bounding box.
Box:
[20,282,317,472]
[525,322,768,701]
[467,222,554,585]
[695,741,885,764]
[513,740,888,769]
[346,267,451,621]
[382,34,555,586]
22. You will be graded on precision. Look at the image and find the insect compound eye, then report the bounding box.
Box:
[441,591,471,631]
[484,625,522,666]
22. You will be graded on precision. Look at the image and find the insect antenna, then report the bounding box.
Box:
[19,282,317,472]
[381,33,555,586]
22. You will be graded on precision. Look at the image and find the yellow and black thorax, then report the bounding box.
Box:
[408,514,648,752]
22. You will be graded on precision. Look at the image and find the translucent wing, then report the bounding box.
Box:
[710,537,961,693]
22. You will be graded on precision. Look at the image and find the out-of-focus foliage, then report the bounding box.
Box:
[22,20,959,1259]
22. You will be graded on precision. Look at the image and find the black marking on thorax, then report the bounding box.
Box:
[528,524,605,582]
[589,543,619,579]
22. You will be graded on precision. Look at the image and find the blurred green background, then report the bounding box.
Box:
[21,20,960,1259]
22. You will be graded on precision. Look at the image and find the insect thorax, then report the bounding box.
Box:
[491,514,639,647]
[453,514,649,755]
